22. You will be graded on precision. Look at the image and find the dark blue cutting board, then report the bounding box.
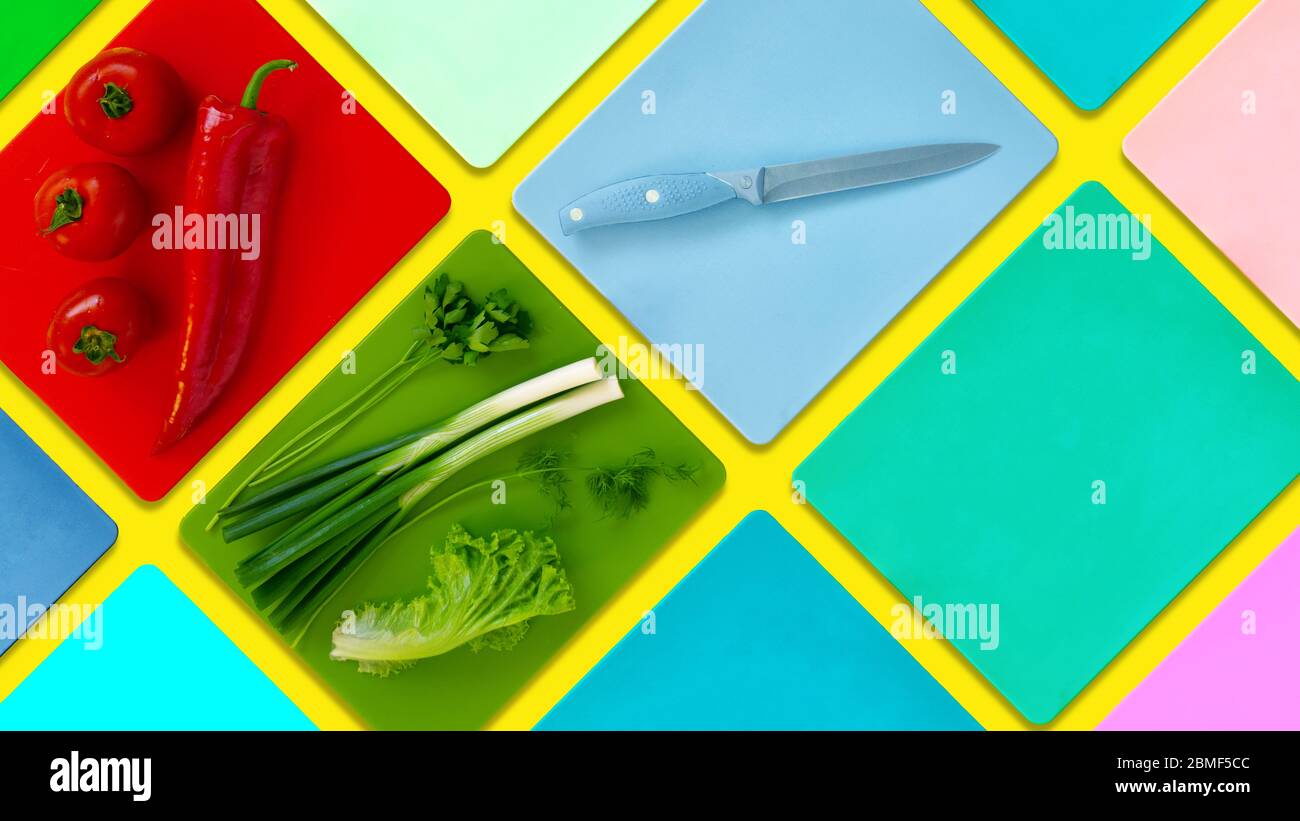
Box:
[0,410,116,657]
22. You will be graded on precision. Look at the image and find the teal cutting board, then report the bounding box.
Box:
[306,0,652,167]
[180,231,723,729]
[973,0,1206,109]
[539,512,979,730]
[795,183,1300,723]
[0,1,99,101]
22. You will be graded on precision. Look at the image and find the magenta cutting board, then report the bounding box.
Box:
[1100,526,1300,730]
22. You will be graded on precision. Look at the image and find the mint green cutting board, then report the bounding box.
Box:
[306,0,652,167]
[795,183,1300,724]
[180,231,723,729]
[0,1,100,101]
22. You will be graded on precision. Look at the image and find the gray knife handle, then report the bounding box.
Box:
[559,173,737,235]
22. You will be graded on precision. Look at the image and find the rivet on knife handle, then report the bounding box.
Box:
[557,143,1000,235]
[559,173,738,235]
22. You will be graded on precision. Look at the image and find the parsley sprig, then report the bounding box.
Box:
[418,274,532,366]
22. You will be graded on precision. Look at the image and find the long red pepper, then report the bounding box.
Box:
[156,59,295,451]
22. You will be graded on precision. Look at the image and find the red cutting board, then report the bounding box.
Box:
[0,0,449,500]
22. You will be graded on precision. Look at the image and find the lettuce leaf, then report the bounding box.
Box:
[330,524,576,676]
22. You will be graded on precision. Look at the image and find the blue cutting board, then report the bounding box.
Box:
[973,0,1206,110]
[515,0,1057,443]
[0,410,116,658]
[537,512,980,730]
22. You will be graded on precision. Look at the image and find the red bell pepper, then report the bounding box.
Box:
[156,59,295,451]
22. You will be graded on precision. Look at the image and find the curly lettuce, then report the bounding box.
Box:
[330,524,575,676]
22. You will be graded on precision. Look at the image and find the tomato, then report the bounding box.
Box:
[34,163,147,262]
[47,277,152,377]
[64,48,186,156]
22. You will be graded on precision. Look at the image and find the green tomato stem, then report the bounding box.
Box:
[43,188,83,234]
[71,325,124,366]
[98,82,133,118]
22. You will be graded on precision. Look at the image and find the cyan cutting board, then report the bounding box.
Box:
[796,183,1300,724]
[0,410,116,658]
[0,567,311,729]
[974,0,1206,109]
[515,0,1057,444]
[538,512,979,730]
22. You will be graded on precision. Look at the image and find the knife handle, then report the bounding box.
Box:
[559,173,737,235]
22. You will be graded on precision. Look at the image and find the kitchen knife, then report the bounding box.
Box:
[559,142,999,235]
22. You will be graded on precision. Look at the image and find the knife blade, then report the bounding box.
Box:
[559,142,999,235]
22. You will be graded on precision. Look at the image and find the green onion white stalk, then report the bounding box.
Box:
[218,357,606,541]
[226,367,624,642]
[206,275,533,531]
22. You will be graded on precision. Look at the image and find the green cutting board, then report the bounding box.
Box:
[796,182,1300,724]
[180,231,723,729]
[0,1,100,101]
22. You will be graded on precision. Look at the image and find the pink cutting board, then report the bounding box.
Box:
[1099,526,1300,730]
[1124,0,1300,327]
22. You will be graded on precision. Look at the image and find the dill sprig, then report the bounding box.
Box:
[516,447,573,514]
[518,446,698,519]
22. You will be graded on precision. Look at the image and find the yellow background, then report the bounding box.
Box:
[0,0,1291,730]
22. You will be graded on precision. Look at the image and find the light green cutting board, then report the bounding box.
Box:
[306,0,653,167]
[796,182,1300,724]
[180,231,723,729]
[0,1,100,101]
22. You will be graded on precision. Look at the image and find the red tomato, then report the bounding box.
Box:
[34,163,147,262]
[64,48,186,156]
[47,277,152,377]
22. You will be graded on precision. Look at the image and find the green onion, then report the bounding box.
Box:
[232,375,625,641]
[218,357,607,541]
[206,342,423,530]
[219,428,430,519]
[206,274,533,531]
